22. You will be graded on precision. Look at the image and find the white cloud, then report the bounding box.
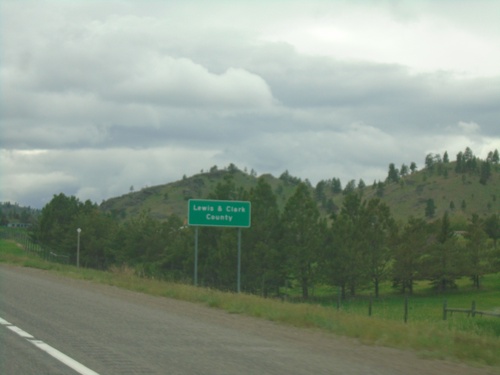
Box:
[261,1,500,78]
[112,56,275,108]
[457,121,480,134]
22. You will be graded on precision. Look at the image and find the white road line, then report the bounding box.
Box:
[0,315,100,375]
[30,340,100,375]
[7,325,34,338]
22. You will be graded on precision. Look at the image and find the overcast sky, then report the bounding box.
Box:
[1,0,499,209]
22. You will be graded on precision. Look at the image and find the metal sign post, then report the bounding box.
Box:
[188,199,251,292]
[76,228,81,268]
[237,228,242,293]
[194,226,198,286]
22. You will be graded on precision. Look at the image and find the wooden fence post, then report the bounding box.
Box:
[443,300,447,320]
[404,296,408,323]
[336,286,341,311]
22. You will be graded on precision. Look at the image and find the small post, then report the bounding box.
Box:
[471,300,476,318]
[76,228,81,268]
[368,295,373,317]
[194,226,198,286]
[404,296,409,324]
[237,228,242,293]
[336,286,341,311]
[443,299,447,320]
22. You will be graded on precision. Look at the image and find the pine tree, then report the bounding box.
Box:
[325,192,368,298]
[245,178,284,296]
[363,199,397,298]
[387,163,400,183]
[484,214,500,250]
[282,183,322,299]
[492,149,499,164]
[464,214,490,288]
[425,199,436,218]
[392,217,429,294]
[479,161,491,185]
[443,151,449,163]
[409,162,417,174]
[421,213,465,291]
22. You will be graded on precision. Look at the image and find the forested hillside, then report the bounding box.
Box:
[100,148,499,226]
[99,164,302,221]
[11,147,500,299]
[327,148,500,224]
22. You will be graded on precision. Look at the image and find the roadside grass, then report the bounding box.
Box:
[1,239,500,369]
[0,239,26,258]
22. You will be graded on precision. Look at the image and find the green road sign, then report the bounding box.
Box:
[188,199,251,227]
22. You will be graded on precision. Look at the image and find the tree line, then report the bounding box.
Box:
[0,202,39,226]
[27,148,500,299]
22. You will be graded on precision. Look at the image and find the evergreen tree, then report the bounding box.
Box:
[479,161,491,185]
[425,198,436,218]
[315,180,327,203]
[443,151,449,163]
[392,217,429,294]
[245,178,284,296]
[492,149,499,164]
[156,215,193,281]
[400,163,409,177]
[463,147,474,165]
[455,151,464,173]
[115,211,163,268]
[35,193,119,268]
[322,211,357,299]
[75,206,117,269]
[387,163,399,183]
[464,214,490,288]
[362,198,397,298]
[324,193,369,298]
[36,193,86,255]
[376,181,385,197]
[282,183,322,299]
[486,151,494,163]
[484,214,500,250]
[409,162,417,174]
[425,154,435,171]
[343,180,356,195]
[331,178,342,194]
[421,212,465,291]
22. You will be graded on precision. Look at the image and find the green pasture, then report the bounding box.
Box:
[294,276,500,323]
[1,239,499,370]
[0,239,28,261]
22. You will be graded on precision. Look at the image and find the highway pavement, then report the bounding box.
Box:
[0,265,495,375]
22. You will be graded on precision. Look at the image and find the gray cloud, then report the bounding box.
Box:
[1,0,499,208]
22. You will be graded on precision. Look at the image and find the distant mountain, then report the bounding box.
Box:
[100,159,499,227]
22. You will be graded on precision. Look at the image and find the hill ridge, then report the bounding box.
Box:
[100,156,499,226]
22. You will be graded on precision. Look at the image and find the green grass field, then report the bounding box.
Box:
[298,276,500,323]
[1,239,499,370]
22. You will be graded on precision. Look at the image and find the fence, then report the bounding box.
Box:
[443,300,500,320]
[330,292,500,323]
[0,227,70,265]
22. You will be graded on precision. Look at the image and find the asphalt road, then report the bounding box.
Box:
[0,265,496,375]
